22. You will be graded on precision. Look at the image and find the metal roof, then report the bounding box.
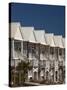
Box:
[9,22,23,40]
[45,33,55,47]
[34,30,47,45]
[21,27,36,43]
[54,35,64,48]
[10,22,65,48]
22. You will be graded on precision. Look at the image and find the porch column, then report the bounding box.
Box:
[21,41,23,56]
[48,46,50,82]
[12,39,16,86]
[38,44,40,81]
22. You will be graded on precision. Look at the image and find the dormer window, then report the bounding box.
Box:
[14,40,21,52]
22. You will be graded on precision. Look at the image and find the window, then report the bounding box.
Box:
[59,61,63,66]
[23,42,27,50]
[33,59,38,66]
[14,40,21,52]
[40,60,43,66]
[23,42,27,56]
[32,44,36,56]
[42,49,45,54]
[36,46,39,53]
[40,46,45,54]
[32,48,35,54]
[55,48,58,55]
[32,45,35,53]
[63,49,65,56]
[55,48,58,58]
[28,43,32,53]
[50,61,54,68]
[29,60,33,66]
[45,47,48,53]
[59,48,62,55]
[50,47,54,54]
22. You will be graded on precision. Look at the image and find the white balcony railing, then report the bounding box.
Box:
[40,53,43,60]
[33,59,38,67]
[40,53,48,60]
[59,55,64,61]
[49,54,56,60]
[45,61,50,71]
[28,53,32,60]
[43,54,48,60]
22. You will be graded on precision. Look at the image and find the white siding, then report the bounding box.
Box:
[34,30,47,45]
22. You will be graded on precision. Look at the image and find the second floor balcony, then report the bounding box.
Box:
[49,54,57,61]
[40,53,48,60]
[33,59,39,67]
[59,55,64,61]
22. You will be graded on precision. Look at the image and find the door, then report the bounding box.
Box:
[34,72,37,81]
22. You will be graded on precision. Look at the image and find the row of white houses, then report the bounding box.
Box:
[9,22,65,86]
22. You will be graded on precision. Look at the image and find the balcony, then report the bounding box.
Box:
[40,52,49,61]
[28,53,32,60]
[59,55,64,61]
[40,53,43,60]
[43,54,48,60]
[32,55,36,60]
[49,54,56,61]
[33,59,38,67]
[29,60,33,66]
[45,61,50,71]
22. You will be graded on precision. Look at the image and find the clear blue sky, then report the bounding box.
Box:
[9,3,65,37]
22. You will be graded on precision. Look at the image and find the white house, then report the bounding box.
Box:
[9,22,65,85]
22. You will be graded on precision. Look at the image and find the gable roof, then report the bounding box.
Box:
[9,22,23,40]
[21,27,36,43]
[45,33,55,47]
[54,35,64,48]
[34,30,47,45]
[10,22,65,48]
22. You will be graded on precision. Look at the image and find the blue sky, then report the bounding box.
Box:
[9,3,65,37]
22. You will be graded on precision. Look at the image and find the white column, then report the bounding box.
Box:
[21,41,23,56]
[12,39,16,67]
[12,39,14,59]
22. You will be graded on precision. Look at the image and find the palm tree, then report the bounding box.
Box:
[16,59,32,86]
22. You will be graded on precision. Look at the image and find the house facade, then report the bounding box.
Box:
[9,22,65,86]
